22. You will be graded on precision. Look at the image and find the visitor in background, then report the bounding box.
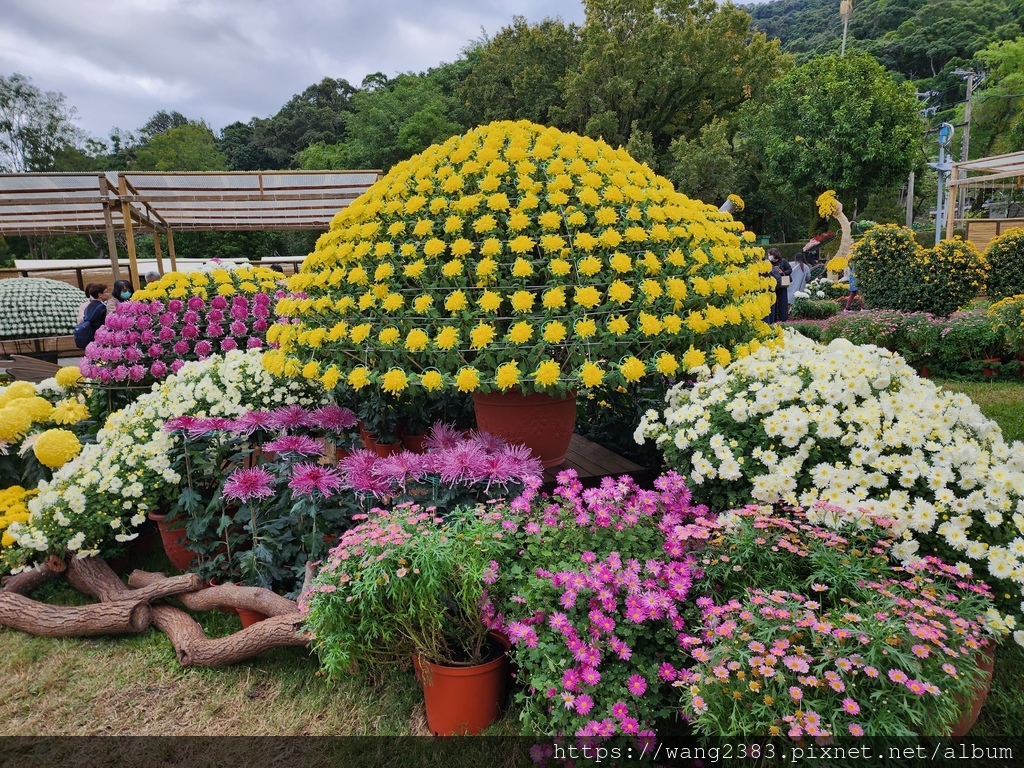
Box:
[144,270,161,287]
[74,283,109,349]
[768,248,792,323]
[269,263,285,274]
[106,279,134,313]
[844,263,859,311]
[787,252,810,309]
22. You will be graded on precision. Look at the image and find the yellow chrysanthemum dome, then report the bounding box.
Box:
[0,405,33,443]
[55,366,83,388]
[274,120,775,395]
[32,428,82,469]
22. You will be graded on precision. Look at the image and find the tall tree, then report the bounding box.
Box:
[554,0,788,153]
[133,121,228,171]
[739,52,922,215]
[460,17,582,127]
[255,77,357,168]
[0,72,81,172]
[970,37,1024,156]
[220,120,274,170]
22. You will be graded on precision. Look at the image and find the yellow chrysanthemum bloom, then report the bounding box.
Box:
[445,291,469,313]
[507,321,534,344]
[420,370,444,391]
[471,323,497,349]
[512,257,534,277]
[381,368,409,394]
[533,360,561,387]
[575,318,597,338]
[817,190,839,219]
[455,367,481,392]
[51,399,90,426]
[655,352,679,376]
[479,291,502,313]
[0,406,32,443]
[33,428,82,469]
[495,361,521,391]
[682,346,707,370]
[827,256,849,273]
[435,326,460,350]
[543,321,567,343]
[510,290,535,313]
[55,367,83,389]
[574,286,601,309]
[620,357,645,382]
[580,362,604,388]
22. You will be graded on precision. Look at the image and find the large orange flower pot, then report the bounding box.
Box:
[148,511,197,572]
[418,651,509,735]
[472,390,576,467]
[949,641,996,738]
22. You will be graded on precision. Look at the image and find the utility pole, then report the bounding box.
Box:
[840,0,853,56]
[952,69,984,223]
[929,123,954,245]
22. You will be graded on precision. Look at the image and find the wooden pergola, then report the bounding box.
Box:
[945,150,1024,249]
[0,170,381,287]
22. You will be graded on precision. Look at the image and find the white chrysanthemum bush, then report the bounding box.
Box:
[268,120,777,400]
[1,349,327,573]
[637,331,1024,642]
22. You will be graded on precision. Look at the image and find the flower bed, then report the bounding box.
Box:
[637,331,1024,641]
[1,349,327,573]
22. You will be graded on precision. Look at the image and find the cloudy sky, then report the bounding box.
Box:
[0,0,597,142]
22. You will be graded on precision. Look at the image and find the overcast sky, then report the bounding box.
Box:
[3,1,773,144]
[0,0,596,142]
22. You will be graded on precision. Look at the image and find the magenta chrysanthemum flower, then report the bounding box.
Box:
[164,415,203,433]
[339,450,393,496]
[262,435,323,456]
[222,466,275,502]
[422,422,463,451]
[289,462,344,498]
[312,405,359,433]
[194,340,213,357]
[246,337,263,349]
[626,674,647,697]
[232,410,277,435]
[269,404,315,430]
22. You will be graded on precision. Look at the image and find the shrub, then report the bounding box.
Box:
[790,297,840,320]
[636,331,1024,642]
[922,237,987,316]
[937,309,1006,376]
[988,294,1024,356]
[0,278,82,339]
[780,320,826,341]
[985,227,1024,300]
[853,224,924,311]
[821,309,905,349]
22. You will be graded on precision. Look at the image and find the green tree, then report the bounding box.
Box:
[664,118,741,206]
[295,140,349,170]
[133,121,228,171]
[970,37,1024,156]
[555,0,788,154]
[739,52,922,216]
[219,120,274,170]
[0,72,82,171]
[255,77,356,168]
[344,71,464,171]
[459,17,582,127]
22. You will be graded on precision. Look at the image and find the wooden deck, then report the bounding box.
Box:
[542,434,647,487]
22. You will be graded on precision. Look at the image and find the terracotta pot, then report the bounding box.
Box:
[236,608,269,628]
[472,390,576,467]
[982,358,1001,378]
[418,647,509,735]
[949,641,996,738]
[918,365,932,378]
[148,511,197,572]
[401,432,427,454]
[359,425,402,457]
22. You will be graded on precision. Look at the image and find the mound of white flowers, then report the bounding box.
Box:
[637,330,1024,642]
[2,349,327,573]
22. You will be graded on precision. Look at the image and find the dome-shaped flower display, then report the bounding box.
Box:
[0,278,83,339]
[80,266,281,386]
[269,121,776,396]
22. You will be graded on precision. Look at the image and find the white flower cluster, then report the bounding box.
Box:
[637,331,1024,643]
[7,349,327,568]
[804,277,832,300]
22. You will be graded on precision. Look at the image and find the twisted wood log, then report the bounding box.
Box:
[148,604,308,667]
[67,557,202,604]
[128,570,298,616]
[0,591,151,636]
[0,558,63,596]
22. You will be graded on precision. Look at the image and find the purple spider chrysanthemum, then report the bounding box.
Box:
[231,410,278,436]
[222,466,276,502]
[262,435,324,456]
[312,405,359,433]
[421,422,463,452]
[269,404,315,430]
[289,462,344,498]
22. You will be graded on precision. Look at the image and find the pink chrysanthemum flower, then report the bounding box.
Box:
[269,404,315,430]
[626,674,647,697]
[222,466,275,502]
[289,463,344,498]
[312,405,359,433]
[263,435,324,456]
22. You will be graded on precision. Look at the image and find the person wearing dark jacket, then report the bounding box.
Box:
[75,283,109,348]
[767,248,793,323]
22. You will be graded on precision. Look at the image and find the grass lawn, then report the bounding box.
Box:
[2,379,1023,738]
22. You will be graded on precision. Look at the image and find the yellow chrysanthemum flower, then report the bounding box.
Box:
[382,368,409,394]
[620,356,645,382]
[507,321,534,344]
[543,321,567,343]
[455,367,480,392]
[495,361,521,391]
[55,367,83,388]
[533,360,561,387]
[580,362,604,388]
[420,370,444,391]
[510,290,535,313]
[33,428,82,469]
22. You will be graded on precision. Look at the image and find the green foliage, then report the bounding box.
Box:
[133,121,228,171]
[985,227,1024,300]
[969,37,1024,156]
[219,120,274,171]
[790,297,840,320]
[303,504,512,671]
[664,117,740,206]
[0,72,81,172]
[557,0,789,154]
[740,53,922,208]
[988,293,1024,354]
[252,78,356,168]
[459,17,582,128]
[295,141,349,170]
[343,72,465,171]
[853,224,926,311]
